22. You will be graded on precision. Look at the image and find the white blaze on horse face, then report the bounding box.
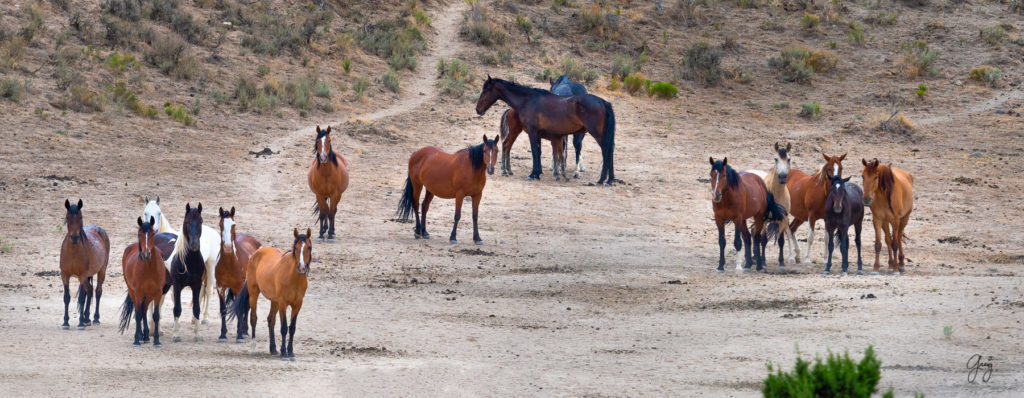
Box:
[833,163,839,177]
[320,136,327,161]
[298,242,307,270]
[712,173,720,196]
[221,218,235,250]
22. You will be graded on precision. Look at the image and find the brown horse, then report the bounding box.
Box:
[396,135,499,245]
[475,76,617,185]
[232,229,312,360]
[861,158,914,274]
[709,158,787,272]
[786,153,846,265]
[308,125,349,240]
[499,75,588,180]
[215,206,261,342]
[59,199,110,330]
[118,216,170,346]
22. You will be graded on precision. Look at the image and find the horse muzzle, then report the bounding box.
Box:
[863,197,873,206]
[140,252,152,261]
[69,234,83,244]
[297,265,309,275]
[319,154,328,164]
[778,176,788,184]
[712,193,723,203]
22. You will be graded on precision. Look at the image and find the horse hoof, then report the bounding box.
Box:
[281,357,290,362]
[823,271,830,275]
[61,325,69,330]
[474,240,484,246]
[289,356,296,362]
[77,326,86,331]
[328,235,336,240]
[154,343,162,348]
[841,272,848,276]
[449,240,457,245]
[716,269,724,274]
[778,266,787,273]
[857,270,865,275]
[201,320,209,325]
[898,267,905,273]
[172,336,181,343]
[218,337,228,343]
[194,337,203,342]
[133,342,142,346]
[422,234,430,239]
[236,338,245,344]
[92,320,100,325]
[270,350,279,356]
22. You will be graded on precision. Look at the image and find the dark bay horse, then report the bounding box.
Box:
[786,153,846,265]
[232,229,312,360]
[216,207,261,342]
[308,126,350,240]
[709,158,787,272]
[824,175,865,275]
[169,203,207,342]
[396,135,498,244]
[59,199,110,330]
[499,75,588,180]
[476,76,617,185]
[861,158,915,274]
[118,216,170,346]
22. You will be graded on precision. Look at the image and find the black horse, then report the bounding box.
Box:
[478,76,618,185]
[169,203,207,342]
[824,175,865,275]
[498,75,589,180]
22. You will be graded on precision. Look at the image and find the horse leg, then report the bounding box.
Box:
[420,191,434,239]
[278,307,289,360]
[501,131,517,176]
[716,219,726,273]
[777,219,787,270]
[550,138,564,181]
[328,193,340,239]
[740,219,753,270]
[788,218,803,263]
[76,277,88,329]
[854,221,864,274]
[248,284,260,354]
[191,284,202,341]
[133,299,144,346]
[882,222,895,274]
[218,289,228,341]
[287,309,298,359]
[825,227,834,274]
[412,183,423,239]
[840,228,850,275]
[450,195,464,244]
[733,222,744,270]
[870,218,882,274]
[171,284,182,342]
[757,222,768,271]
[315,195,329,240]
[573,132,585,176]
[896,214,910,273]
[93,272,103,324]
[471,194,483,245]
[152,299,162,348]
[267,301,279,355]
[82,276,93,327]
[803,219,816,266]
[142,305,150,342]
[526,128,543,180]
[61,277,71,329]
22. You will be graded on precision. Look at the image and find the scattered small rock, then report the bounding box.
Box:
[969,151,984,158]
[249,147,279,157]
[938,236,963,244]
[953,176,978,185]
[860,293,877,299]
[664,280,683,285]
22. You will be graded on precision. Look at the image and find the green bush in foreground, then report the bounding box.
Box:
[763,345,891,398]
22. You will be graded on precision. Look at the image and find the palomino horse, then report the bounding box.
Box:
[476,76,617,185]
[308,126,350,240]
[232,229,312,360]
[117,216,170,346]
[786,153,846,265]
[216,207,261,342]
[169,203,209,342]
[824,175,865,275]
[861,158,914,274]
[142,196,220,324]
[709,158,787,272]
[396,135,498,245]
[59,199,110,330]
[499,75,588,180]
[749,143,801,269]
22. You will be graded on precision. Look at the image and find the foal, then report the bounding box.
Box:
[59,199,110,330]
[824,175,865,275]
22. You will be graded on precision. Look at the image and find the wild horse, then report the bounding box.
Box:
[708,158,787,272]
[861,158,914,274]
[824,175,865,275]
[59,199,110,330]
[499,75,588,180]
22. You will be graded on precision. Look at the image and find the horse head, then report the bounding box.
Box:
[64,199,84,244]
[292,228,312,275]
[483,134,499,175]
[822,152,847,180]
[137,216,156,261]
[475,75,500,116]
[315,126,333,165]
[860,158,892,207]
[708,157,735,203]
[183,203,204,252]
[774,142,792,184]
[219,207,236,254]
[828,175,852,214]
[142,196,163,232]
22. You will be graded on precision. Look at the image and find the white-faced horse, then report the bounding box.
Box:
[142,197,221,326]
[749,143,801,269]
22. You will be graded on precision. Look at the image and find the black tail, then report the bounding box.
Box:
[311,200,323,220]
[766,222,780,243]
[395,177,415,221]
[229,284,250,323]
[602,99,615,161]
[499,109,511,140]
[75,283,85,314]
[763,192,787,223]
[118,294,133,334]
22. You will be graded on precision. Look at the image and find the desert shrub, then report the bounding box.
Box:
[515,15,534,41]
[980,25,1006,46]
[671,0,706,27]
[359,20,424,71]
[412,9,431,27]
[534,67,558,82]
[146,0,209,45]
[806,50,838,74]
[483,46,513,66]
[560,55,599,85]
[722,32,739,51]
[242,8,329,56]
[608,77,622,91]
[144,32,198,79]
[105,81,157,117]
[283,74,327,110]
[969,65,1001,87]
[164,102,196,126]
[1012,0,1024,15]
[871,111,916,134]
[256,64,271,77]
[611,51,648,78]
[800,13,820,30]
[763,346,886,398]
[342,59,352,74]
[106,53,139,73]
[383,69,401,93]
[353,76,369,98]
[900,40,940,77]
[800,103,820,118]
[0,78,25,103]
[437,57,472,97]
[866,11,898,26]
[580,4,605,33]
[233,76,260,109]
[769,48,814,83]
[676,41,722,87]
[1,37,27,72]
[848,24,865,45]
[647,82,678,99]
[102,0,141,22]
[19,3,45,43]
[915,84,927,100]
[461,1,509,47]
[623,73,646,95]
[66,85,105,112]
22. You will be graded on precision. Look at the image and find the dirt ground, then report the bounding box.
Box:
[2,1,1024,396]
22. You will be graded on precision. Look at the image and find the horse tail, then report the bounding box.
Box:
[763,192,787,223]
[76,283,85,314]
[499,109,511,140]
[766,222,779,243]
[396,177,415,221]
[311,201,321,219]
[601,99,615,153]
[117,294,133,334]
[228,284,250,323]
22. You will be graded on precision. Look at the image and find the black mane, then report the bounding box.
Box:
[467,143,485,170]
[777,147,788,159]
[712,160,740,189]
[494,78,553,98]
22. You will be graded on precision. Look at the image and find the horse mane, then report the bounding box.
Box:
[494,78,552,98]
[174,229,188,263]
[878,165,896,211]
[712,161,740,189]
[465,143,485,170]
[814,163,829,185]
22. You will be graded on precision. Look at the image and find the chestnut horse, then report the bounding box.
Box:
[232,229,312,360]
[861,158,914,274]
[476,76,617,185]
[499,75,588,180]
[59,199,110,330]
[709,158,787,272]
[786,153,846,265]
[308,126,350,240]
[824,175,865,275]
[169,203,208,342]
[396,135,498,245]
[117,216,170,346]
[215,207,261,342]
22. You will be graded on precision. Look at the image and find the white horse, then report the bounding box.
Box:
[142,197,221,330]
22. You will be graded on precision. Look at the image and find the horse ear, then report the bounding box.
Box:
[786,143,792,152]
[65,199,70,209]
[197,202,202,213]
[840,153,847,161]
[843,176,852,182]
[306,228,312,238]
[487,74,492,81]
[144,195,149,204]
[862,158,868,166]
[77,199,83,209]
[722,157,728,166]
[326,126,331,134]
[709,157,714,166]
[494,134,500,143]
[316,125,321,133]
[774,142,779,151]
[230,207,236,217]
[156,196,160,205]
[294,228,299,239]
[219,207,224,216]
[549,77,555,85]
[822,153,830,161]
[185,203,191,212]
[482,134,488,143]
[149,216,155,226]
[138,217,143,227]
